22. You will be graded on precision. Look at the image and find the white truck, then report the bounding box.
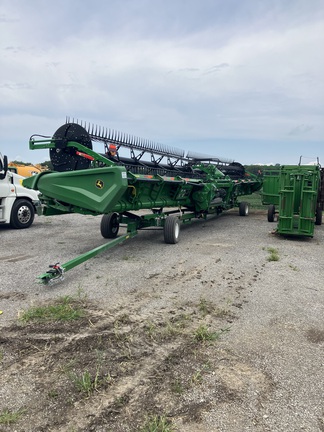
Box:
[0,153,42,228]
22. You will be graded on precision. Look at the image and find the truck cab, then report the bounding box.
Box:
[0,153,42,228]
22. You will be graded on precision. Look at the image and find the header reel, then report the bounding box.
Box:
[46,118,243,180]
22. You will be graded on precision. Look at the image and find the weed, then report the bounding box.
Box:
[113,321,132,343]
[48,390,59,399]
[163,320,183,337]
[69,350,113,397]
[194,324,220,342]
[171,379,184,395]
[144,322,157,339]
[58,359,76,375]
[289,264,299,271]
[140,414,176,432]
[20,296,86,323]
[0,408,26,425]
[70,368,100,397]
[122,255,132,261]
[191,370,203,384]
[198,298,214,316]
[267,247,279,262]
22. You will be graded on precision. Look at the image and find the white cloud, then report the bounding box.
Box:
[0,0,323,165]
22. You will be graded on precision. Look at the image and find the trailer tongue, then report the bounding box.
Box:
[24,119,262,284]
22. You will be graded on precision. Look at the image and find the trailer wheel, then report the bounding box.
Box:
[10,199,35,229]
[315,206,322,226]
[267,204,276,222]
[239,202,249,216]
[101,213,120,238]
[164,215,180,244]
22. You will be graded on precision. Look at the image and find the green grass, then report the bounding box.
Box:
[0,408,26,425]
[198,298,214,316]
[20,295,86,323]
[267,247,279,262]
[140,414,176,432]
[194,324,221,342]
[69,369,100,397]
[242,191,267,210]
[69,366,113,397]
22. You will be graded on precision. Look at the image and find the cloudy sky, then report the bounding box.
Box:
[1,0,323,166]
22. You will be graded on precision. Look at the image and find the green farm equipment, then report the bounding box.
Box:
[23,120,262,283]
[262,164,323,237]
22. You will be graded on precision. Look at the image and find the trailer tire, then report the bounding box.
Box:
[239,202,249,216]
[101,213,120,238]
[315,206,322,226]
[267,204,276,222]
[164,215,180,244]
[10,199,35,229]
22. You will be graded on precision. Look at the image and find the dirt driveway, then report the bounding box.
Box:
[0,209,323,431]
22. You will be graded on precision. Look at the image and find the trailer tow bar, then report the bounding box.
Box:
[39,231,138,285]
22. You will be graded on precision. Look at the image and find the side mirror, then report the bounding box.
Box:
[0,154,8,180]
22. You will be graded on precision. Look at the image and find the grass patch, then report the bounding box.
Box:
[69,365,113,397]
[198,298,214,316]
[140,414,176,432]
[241,191,267,210]
[69,369,100,397]
[20,295,86,323]
[266,247,279,262]
[194,324,220,342]
[0,408,26,425]
[171,379,185,395]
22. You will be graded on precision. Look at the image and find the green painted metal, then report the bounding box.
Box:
[39,230,138,284]
[24,154,261,219]
[262,169,281,206]
[277,165,321,237]
[262,165,323,237]
[23,121,263,283]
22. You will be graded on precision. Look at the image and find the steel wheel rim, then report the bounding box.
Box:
[17,206,31,224]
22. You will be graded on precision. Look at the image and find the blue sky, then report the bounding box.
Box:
[1,0,323,165]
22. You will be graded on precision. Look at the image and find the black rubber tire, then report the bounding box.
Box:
[164,215,180,244]
[100,213,120,238]
[268,204,276,222]
[315,206,322,226]
[239,202,249,216]
[10,199,35,229]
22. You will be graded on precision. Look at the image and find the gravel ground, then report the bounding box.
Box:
[0,209,323,431]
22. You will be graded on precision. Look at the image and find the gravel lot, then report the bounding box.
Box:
[0,209,323,431]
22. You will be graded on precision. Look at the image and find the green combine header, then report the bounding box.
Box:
[24,119,262,284]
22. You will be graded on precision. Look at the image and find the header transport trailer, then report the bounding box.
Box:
[23,119,262,284]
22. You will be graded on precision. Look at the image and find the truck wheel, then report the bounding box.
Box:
[101,213,120,238]
[164,215,180,244]
[239,202,249,216]
[268,204,276,222]
[10,199,35,229]
[315,206,322,226]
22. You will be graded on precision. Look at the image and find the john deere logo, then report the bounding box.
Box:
[96,179,104,189]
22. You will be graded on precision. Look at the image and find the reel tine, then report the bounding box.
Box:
[68,118,197,160]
